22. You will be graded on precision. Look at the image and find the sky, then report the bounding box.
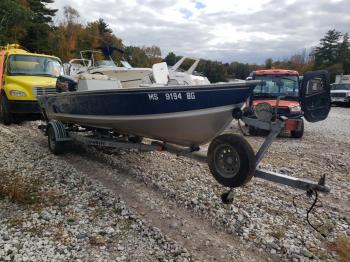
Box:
[50,0,350,64]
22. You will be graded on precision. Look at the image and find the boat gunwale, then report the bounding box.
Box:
[39,80,260,97]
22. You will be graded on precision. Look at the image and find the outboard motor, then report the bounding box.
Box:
[56,75,78,93]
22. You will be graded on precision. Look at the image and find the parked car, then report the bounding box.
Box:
[330,75,350,105]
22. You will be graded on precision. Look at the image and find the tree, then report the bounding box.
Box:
[21,0,58,53]
[265,58,273,69]
[142,45,162,64]
[228,62,258,80]
[97,18,112,35]
[124,46,151,67]
[314,29,342,68]
[63,5,80,25]
[48,6,83,61]
[0,0,31,44]
[163,52,177,66]
[198,60,226,83]
[338,33,350,73]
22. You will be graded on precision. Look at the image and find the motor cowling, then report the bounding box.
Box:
[56,75,77,93]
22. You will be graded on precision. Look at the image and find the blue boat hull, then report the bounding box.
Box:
[38,82,258,146]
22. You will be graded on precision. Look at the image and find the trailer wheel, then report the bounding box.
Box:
[48,125,65,155]
[208,134,256,188]
[0,94,13,125]
[291,120,304,138]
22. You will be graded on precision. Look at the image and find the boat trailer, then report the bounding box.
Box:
[41,108,330,205]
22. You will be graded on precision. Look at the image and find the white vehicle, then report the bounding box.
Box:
[331,74,350,104]
[64,49,152,88]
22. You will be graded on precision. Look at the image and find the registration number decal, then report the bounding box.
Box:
[148,92,196,101]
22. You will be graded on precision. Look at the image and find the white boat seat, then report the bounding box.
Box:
[152,62,169,85]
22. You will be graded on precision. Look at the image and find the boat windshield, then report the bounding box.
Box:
[332,83,350,90]
[8,55,63,77]
[95,60,116,68]
[120,60,132,69]
[253,75,299,98]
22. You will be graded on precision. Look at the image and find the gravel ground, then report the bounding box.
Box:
[0,126,191,261]
[0,106,349,261]
[306,106,350,144]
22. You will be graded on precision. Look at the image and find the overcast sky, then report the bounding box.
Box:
[50,0,350,64]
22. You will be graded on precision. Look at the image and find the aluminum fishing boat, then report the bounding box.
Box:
[38,78,259,147]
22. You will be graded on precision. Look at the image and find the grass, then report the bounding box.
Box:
[270,226,287,240]
[0,169,63,207]
[0,173,42,205]
[89,235,106,246]
[318,218,337,237]
[328,235,350,262]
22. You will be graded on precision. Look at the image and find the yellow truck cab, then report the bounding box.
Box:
[0,44,62,125]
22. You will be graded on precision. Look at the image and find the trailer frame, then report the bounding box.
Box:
[42,114,330,204]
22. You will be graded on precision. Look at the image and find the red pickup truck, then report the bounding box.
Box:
[247,69,304,138]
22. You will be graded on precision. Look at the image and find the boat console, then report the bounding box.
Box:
[56,73,122,92]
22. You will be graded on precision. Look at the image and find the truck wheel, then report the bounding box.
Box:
[47,125,65,155]
[0,94,13,125]
[208,134,256,188]
[291,120,304,138]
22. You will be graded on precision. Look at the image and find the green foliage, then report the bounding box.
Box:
[228,62,259,80]
[21,0,57,53]
[338,33,350,73]
[163,52,177,66]
[0,0,31,44]
[314,29,342,68]
[199,60,226,83]
[265,58,273,69]
[124,46,153,67]
[311,29,350,80]
[97,18,113,35]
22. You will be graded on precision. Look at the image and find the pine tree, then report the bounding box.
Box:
[338,33,350,73]
[20,0,57,53]
[163,52,177,66]
[265,58,273,69]
[314,29,342,68]
[97,18,113,35]
[0,0,30,44]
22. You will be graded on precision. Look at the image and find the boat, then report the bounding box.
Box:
[65,47,152,88]
[167,56,210,85]
[38,70,333,201]
[38,76,259,147]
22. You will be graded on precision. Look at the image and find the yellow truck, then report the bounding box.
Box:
[0,44,62,125]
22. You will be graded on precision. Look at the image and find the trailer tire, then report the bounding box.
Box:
[291,120,304,138]
[0,93,13,125]
[48,125,65,155]
[208,134,256,188]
